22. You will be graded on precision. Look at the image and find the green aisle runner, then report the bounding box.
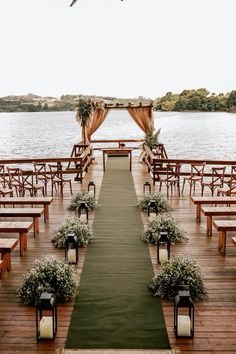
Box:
[66,157,170,349]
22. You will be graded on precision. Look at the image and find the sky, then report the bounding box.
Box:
[0,0,235,99]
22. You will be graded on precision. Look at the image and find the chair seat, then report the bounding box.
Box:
[0,187,13,196]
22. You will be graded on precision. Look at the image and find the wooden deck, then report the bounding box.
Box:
[1,155,236,353]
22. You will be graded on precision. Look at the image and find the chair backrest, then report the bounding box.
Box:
[190,162,206,177]
[211,167,226,186]
[33,162,47,182]
[33,162,47,174]
[48,163,63,181]
[229,166,236,194]
[160,163,181,181]
[20,169,34,189]
[0,165,6,187]
[7,167,21,186]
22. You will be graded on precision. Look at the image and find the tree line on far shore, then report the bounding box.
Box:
[153,89,236,112]
[0,89,236,113]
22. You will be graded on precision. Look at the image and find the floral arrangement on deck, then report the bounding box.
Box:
[149,255,207,301]
[142,214,188,245]
[68,191,98,212]
[137,191,170,213]
[51,216,94,248]
[17,258,77,305]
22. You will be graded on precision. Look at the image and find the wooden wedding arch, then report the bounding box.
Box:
[80,101,154,144]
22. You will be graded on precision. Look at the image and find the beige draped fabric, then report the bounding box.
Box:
[127,106,154,134]
[83,108,110,143]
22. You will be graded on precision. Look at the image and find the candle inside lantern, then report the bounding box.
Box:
[39,316,53,339]
[67,249,77,263]
[177,315,191,337]
[149,212,156,221]
[80,214,87,223]
[159,248,168,263]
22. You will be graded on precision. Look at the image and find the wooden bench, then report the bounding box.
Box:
[201,206,236,236]
[0,197,53,222]
[0,208,44,237]
[0,238,18,278]
[191,196,236,222]
[213,220,236,256]
[0,222,33,256]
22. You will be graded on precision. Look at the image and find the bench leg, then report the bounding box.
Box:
[33,217,40,237]
[1,252,11,271]
[19,232,27,256]
[206,216,212,236]
[196,205,201,222]
[222,231,227,257]
[218,231,227,256]
[0,260,6,279]
[218,231,223,251]
[44,205,49,223]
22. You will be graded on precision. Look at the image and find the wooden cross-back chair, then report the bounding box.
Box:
[201,166,226,196]
[182,162,206,195]
[217,166,236,196]
[158,163,182,197]
[33,162,50,195]
[0,165,13,197]
[48,163,73,197]
[20,169,45,197]
[7,167,22,196]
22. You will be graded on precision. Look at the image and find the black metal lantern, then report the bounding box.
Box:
[143,181,151,194]
[65,232,79,264]
[88,181,96,196]
[174,290,194,338]
[36,292,57,341]
[77,201,89,223]
[157,230,170,264]
[147,199,158,220]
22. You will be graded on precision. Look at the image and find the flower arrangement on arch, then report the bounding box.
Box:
[51,216,94,248]
[142,214,188,245]
[16,257,77,305]
[149,255,207,301]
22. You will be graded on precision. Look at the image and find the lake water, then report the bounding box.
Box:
[0,110,236,160]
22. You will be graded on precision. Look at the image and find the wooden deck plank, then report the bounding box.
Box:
[0,156,236,353]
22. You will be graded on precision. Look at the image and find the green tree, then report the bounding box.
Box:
[228,91,236,108]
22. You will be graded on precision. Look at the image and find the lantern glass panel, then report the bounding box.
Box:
[88,181,96,196]
[65,233,79,264]
[157,231,170,264]
[36,293,57,341]
[148,200,158,216]
[143,181,151,194]
[174,290,194,337]
[77,201,89,223]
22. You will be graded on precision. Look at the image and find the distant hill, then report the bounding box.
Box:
[0,90,235,112]
[0,93,151,113]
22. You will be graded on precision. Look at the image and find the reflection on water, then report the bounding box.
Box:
[0,110,236,160]
[157,111,236,160]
